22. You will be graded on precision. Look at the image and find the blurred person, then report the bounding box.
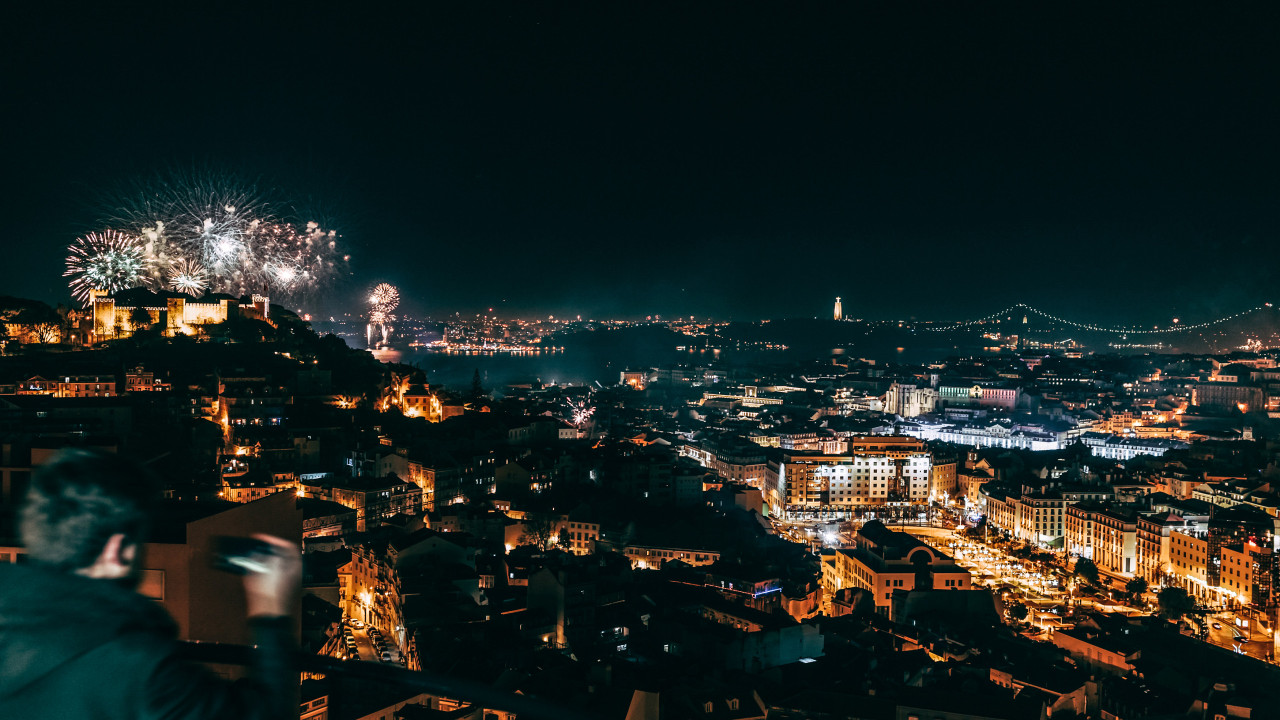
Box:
[0,449,302,719]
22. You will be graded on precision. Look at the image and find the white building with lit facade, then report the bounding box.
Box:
[1077,432,1188,461]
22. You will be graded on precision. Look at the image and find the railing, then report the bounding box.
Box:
[178,641,602,720]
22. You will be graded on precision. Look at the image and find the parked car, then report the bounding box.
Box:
[351,620,364,628]
[1212,622,1222,629]
[380,651,393,662]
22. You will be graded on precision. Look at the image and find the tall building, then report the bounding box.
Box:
[776,437,932,511]
[833,297,842,321]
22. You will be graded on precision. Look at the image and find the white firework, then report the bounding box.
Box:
[369,283,400,313]
[168,258,209,295]
[99,171,349,304]
[65,230,152,304]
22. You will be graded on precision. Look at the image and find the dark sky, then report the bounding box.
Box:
[4,3,1278,323]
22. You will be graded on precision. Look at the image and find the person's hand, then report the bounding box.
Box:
[241,534,302,618]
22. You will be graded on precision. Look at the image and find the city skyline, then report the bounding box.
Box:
[4,4,1279,322]
[10,6,1280,717]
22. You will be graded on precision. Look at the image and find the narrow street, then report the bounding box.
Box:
[351,626,376,661]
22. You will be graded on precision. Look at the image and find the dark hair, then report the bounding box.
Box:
[19,448,159,571]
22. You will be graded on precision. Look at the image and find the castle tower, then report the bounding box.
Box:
[834,297,843,321]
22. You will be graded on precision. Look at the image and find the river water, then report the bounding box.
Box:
[368,324,989,391]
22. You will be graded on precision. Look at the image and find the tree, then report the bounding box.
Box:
[521,511,557,550]
[128,306,153,331]
[470,369,486,400]
[1125,577,1149,599]
[35,323,61,343]
[1009,603,1029,622]
[1157,586,1196,621]
[1074,558,1100,587]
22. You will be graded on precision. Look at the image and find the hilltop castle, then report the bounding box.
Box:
[86,288,270,344]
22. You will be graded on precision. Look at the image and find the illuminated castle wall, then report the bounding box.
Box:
[86,289,270,342]
[166,297,233,335]
[91,290,165,339]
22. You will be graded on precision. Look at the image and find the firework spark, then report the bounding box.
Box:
[567,398,595,427]
[369,283,400,312]
[92,171,348,306]
[366,283,399,348]
[252,221,345,296]
[168,258,209,296]
[65,230,151,303]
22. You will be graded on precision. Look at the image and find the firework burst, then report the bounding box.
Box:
[91,171,349,306]
[252,221,345,296]
[366,283,399,348]
[65,230,151,303]
[168,258,209,295]
[567,398,595,427]
[369,283,400,313]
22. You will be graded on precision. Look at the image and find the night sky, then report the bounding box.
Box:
[4,4,1278,323]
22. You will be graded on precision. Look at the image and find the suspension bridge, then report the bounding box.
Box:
[918,302,1275,335]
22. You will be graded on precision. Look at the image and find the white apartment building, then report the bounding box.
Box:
[812,453,932,505]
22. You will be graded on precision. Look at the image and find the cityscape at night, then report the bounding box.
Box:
[3,3,1280,720]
